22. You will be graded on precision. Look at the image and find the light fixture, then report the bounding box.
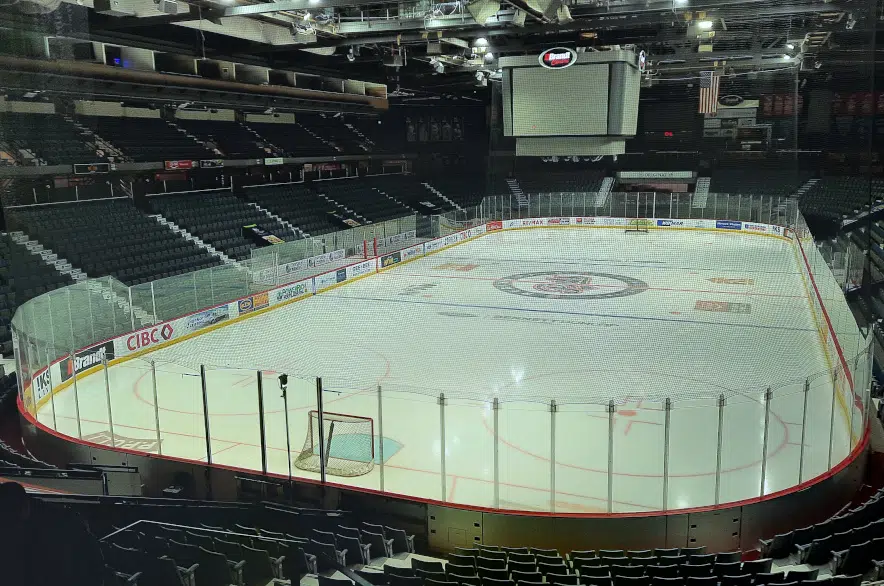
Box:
[786,42,795,50]
[697,20,713,29]
[782,54,791,61]
[475,37,488,46]
[484,52,494,61]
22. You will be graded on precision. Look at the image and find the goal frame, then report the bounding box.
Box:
[625,218,653,233]
[294,410,375,477]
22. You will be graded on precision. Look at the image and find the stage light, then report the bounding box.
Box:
[697,20,713,29]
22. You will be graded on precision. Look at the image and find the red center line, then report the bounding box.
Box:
[383,271,805,299]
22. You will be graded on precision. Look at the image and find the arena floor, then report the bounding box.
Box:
[38,228,851,513]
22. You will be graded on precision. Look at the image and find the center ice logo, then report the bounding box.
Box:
[494,271,648,300]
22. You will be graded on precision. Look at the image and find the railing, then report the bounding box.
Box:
[10,193,872,514]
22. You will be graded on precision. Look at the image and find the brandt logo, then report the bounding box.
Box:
[539,48,577,69]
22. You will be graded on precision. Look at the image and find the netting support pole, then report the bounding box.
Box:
[150,281,158,324]
[200,365,212,466]
[828,370,837,470]
[849,369,857,451]
[549,399,557,513]
[662,398,671,511]
[715,394,725,505]
[128,287,135,330]
[316,377,327,484]
[71,348,82,439]
[103,354,115,448]
[257,371,267,474]
[607,400,615,513]
[760,387,772,497]
[798,379,809,483]
[151,361,162,456]
[378,385,385,493]
[439,393,447,502]
[47,351,57,430]
[493,398,499,509]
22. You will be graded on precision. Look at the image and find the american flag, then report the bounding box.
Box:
[698,70,720,114]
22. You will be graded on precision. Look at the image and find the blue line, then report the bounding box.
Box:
[317,293,817,333]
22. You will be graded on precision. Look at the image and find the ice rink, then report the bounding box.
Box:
[38,227,852,513]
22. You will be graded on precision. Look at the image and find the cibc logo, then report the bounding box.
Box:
[127,323,174,351]
[539,48,577,69]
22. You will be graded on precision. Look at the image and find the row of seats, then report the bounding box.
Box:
[801,177,884,222]
[78,116,216,162]
[0,233,72,356]
[709,170,810,198]
[0,112,105,165]
[8,200,221,286]
[243,182,362,236]
[148,191,298,260]
[317,178,414,223]
[760,487,884,563]
[173,118,277,159]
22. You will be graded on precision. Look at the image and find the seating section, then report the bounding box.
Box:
[0,112,104,165]
[246,121,339,157]
[299,113,372,153]
[8,200,221,285]
[800,177,884,222]
[366,175,455,214]
[317,179,414,223]
[78,116,216,162]
[709,171,810,198]
[0,233,72,356]
[517,170,606,195]
[173,119,277,159]
[428,176,487,208]
[760,486,884,576]
[148,191,298,260]
[243,183,349,236]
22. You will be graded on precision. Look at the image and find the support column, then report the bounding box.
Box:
[662,398,672,511]
[439,393,447,502]
[152,361,162,456]
[378,385,385,492]
[257,371,267,474]
[607,400,615,513]
[798,379,809,483]
[715,394,726,505]
[760,387,772,497]
[550,399,557,513]
[493,398,499,509]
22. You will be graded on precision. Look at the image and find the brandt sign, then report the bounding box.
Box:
[539,48,577,69]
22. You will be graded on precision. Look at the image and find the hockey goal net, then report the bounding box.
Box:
[625,218,652,233]
[294,411,375,477]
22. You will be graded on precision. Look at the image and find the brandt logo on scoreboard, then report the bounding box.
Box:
[539,47,578,69]
[494,271,648,300]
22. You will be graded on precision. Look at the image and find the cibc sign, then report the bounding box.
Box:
[539,48,578,69]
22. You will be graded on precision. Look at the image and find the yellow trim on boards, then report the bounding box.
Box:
[790,240,855,443]
[32,223,802,415]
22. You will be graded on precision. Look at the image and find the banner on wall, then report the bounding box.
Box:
[60,341,115,382]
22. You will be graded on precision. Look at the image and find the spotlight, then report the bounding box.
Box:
[697,20,713,29]
[475,37,488,46]
[484,52,494,61]
[278,373,288,391]
[786,42,795,50]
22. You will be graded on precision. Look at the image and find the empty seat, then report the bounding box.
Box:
[740,559,772,575]
[413,559,447,573]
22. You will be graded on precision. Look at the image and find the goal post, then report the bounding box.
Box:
[294,410,375,477]
[625,218,653,233]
